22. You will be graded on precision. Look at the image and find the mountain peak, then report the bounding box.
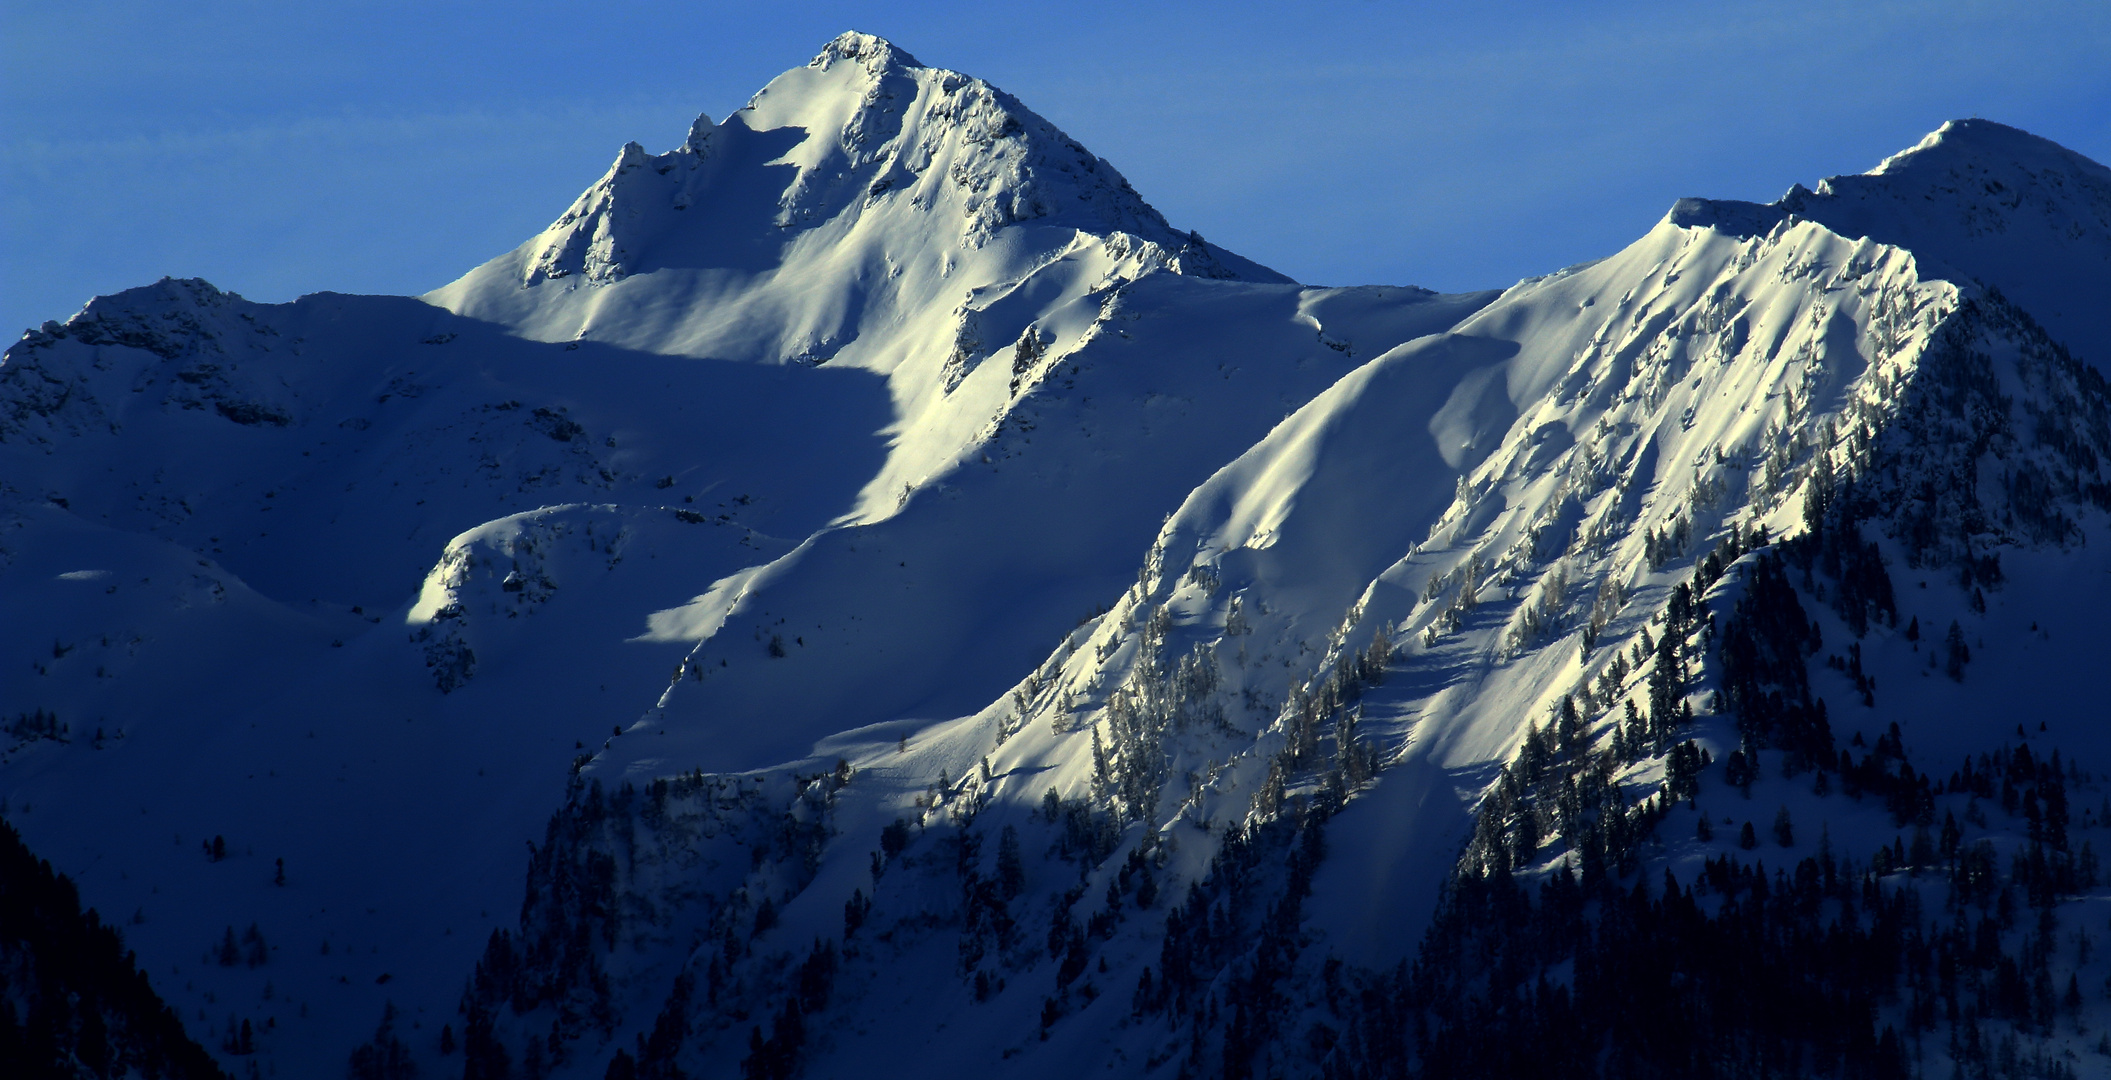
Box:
[430,34,1287,361]
[679,112,715,154]
[1666,119,2111,361]
[1866,117,2095,180]
[720,32,1201,251]
[808,29,921,74]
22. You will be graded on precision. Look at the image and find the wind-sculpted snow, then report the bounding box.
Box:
[8,31,2111,1080]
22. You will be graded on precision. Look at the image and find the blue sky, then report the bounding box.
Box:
[5,1,2108,336]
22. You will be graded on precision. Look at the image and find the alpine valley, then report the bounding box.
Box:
[9,31,2111,1080]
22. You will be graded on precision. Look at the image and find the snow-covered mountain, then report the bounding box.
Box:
[7,33,2111,1079]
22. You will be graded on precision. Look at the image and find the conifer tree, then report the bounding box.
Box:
[1944,620,1970,680]
[996,825,1025,900]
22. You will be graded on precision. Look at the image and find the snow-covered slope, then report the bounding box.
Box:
[0,33,1489,1076]
[7,32,2111,1080]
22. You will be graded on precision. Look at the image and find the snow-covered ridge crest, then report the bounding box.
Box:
[405,501,800,694]
[405,505,640,693]
[2,277,292,445]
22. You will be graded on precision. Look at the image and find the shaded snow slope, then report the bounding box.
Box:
[0,280,885,1064]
